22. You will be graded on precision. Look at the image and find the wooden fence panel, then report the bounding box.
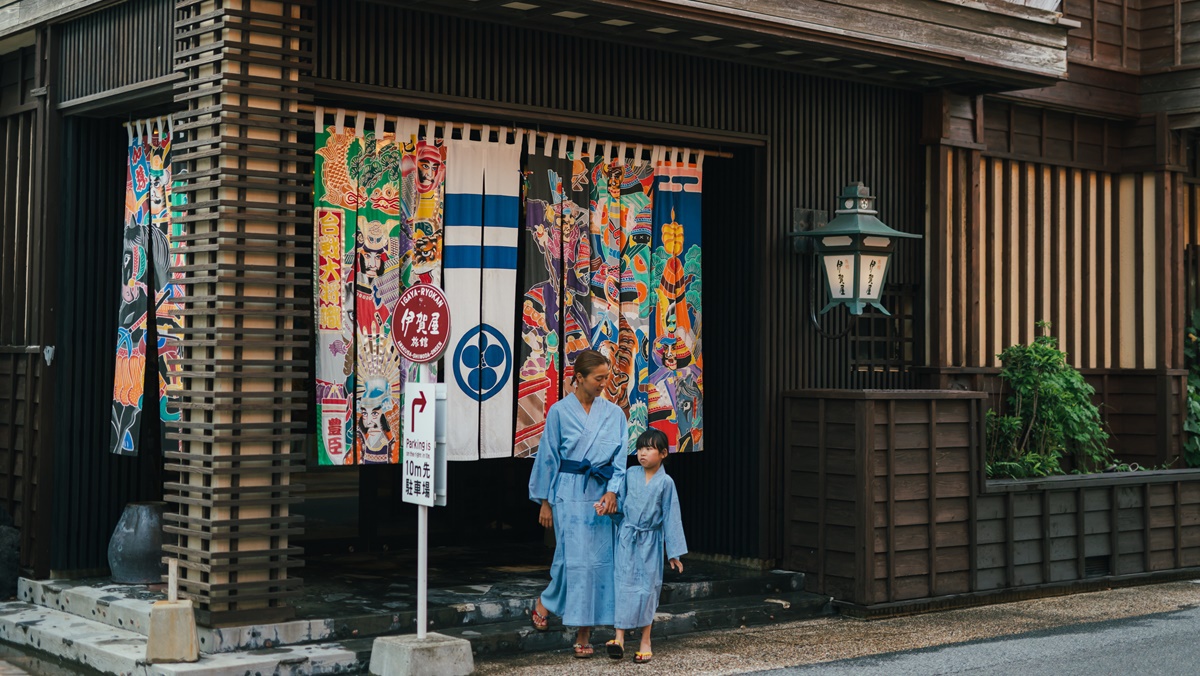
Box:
[785,389,1200,614]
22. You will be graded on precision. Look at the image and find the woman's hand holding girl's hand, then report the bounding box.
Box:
[598,491,618,515]
[669,558,684,573]
[538,501,553,528]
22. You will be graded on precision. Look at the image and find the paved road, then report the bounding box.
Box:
[476,582,1200,675]
[757,605,1200,675]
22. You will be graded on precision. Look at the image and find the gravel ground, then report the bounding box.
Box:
[473,581,1200,675]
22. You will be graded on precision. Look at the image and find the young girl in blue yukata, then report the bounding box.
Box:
[602,428,687,664]
[527,349,628,659]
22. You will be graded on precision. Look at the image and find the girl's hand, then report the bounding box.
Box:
[593,501,604,516]
[669,558,684,573]
[538,501,553,529]
[598,491,618,515]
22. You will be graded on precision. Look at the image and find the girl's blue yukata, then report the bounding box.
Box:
[528,393,628,628]
[613,465,687,629]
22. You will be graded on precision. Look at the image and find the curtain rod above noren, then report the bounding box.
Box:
[310,106,734,162]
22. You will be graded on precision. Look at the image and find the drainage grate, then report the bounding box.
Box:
[1084,555,1111,578]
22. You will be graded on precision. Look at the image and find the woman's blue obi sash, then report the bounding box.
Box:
[559,458,615,485]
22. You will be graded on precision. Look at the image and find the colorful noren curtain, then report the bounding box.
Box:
[444,134,522,461]
[514,145,594,458]
[314,110,446,465]
[516,142,703,455]
[111,117,183,456]
[313,117,702,462]
[648,153,703,453]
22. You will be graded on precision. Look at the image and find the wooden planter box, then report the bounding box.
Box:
[783,389,1200,614]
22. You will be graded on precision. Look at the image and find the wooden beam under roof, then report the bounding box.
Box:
[385,0,1072,92]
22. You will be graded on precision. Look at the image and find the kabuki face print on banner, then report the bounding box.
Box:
[314,110,446,466]
[315,114,703,462]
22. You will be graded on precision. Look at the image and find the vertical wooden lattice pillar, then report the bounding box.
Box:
[168,0,313,626]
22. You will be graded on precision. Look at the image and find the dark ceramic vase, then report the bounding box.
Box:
[108,501,166,584]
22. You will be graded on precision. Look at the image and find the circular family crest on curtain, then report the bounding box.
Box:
[452,323,513,402]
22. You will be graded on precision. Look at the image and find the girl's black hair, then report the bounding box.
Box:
[635,428,669,454]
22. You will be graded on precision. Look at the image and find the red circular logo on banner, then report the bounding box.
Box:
[392,284,452,364]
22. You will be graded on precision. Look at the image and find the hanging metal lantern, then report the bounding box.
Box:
[791,183,922,316]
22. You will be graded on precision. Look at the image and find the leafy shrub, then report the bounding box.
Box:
[986,322,1115,479]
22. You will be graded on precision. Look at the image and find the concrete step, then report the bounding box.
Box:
[442,589,831,658]
[660,570,806,605]
[0,600,372,676]
[19,569,807,655]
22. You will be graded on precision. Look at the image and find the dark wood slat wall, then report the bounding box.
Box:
[1,110,36,350]
[49,116,160,575]
[0,99,45,573]
[784,391,986,605]
[312,0,925,561]
[170,0,314,625]
[785,390,1200,613]
[0,48,37,119]
[56,0,175,105]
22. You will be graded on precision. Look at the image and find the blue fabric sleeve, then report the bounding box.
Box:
[663,478,688,560]
[528,406,561,505]
[605,408,629,496]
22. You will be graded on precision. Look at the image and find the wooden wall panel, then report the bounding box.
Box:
[0,102,49,574]
[784,391,986,606]
[929,99,1184,375]
[787,390,1200,614]
[1063,0,1134,69]
[56,0,175,106]
[970,159,1156,369]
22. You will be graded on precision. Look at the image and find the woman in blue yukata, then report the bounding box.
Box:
[603,428,687,664]
[528,349,628,659]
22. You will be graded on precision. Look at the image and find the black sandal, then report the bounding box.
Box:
[606,640,624,660]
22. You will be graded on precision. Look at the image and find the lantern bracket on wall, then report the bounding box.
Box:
[788,183,922,339]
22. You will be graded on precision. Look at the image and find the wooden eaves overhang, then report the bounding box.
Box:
[0,0,111,41]
[394,0,1074,93]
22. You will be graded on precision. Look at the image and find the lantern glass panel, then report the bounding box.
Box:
[822,235,854,247]
[862,236,891,248]
[822,254,856,299]
[858,254,889,300]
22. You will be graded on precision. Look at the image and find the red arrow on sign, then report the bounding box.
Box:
[410,390,427,433]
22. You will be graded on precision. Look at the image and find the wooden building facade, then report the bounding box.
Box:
[11,0,1199,624]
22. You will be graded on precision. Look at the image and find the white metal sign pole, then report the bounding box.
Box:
[418,504,428,639]
[402,380,436,639]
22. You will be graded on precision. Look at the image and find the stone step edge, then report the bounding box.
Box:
[0,601,373,676]
[442,590,832,657]
[19,570,807,653]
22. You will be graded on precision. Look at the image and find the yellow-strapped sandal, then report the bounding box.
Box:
[634,651,652,664]
[605,640,624,660]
